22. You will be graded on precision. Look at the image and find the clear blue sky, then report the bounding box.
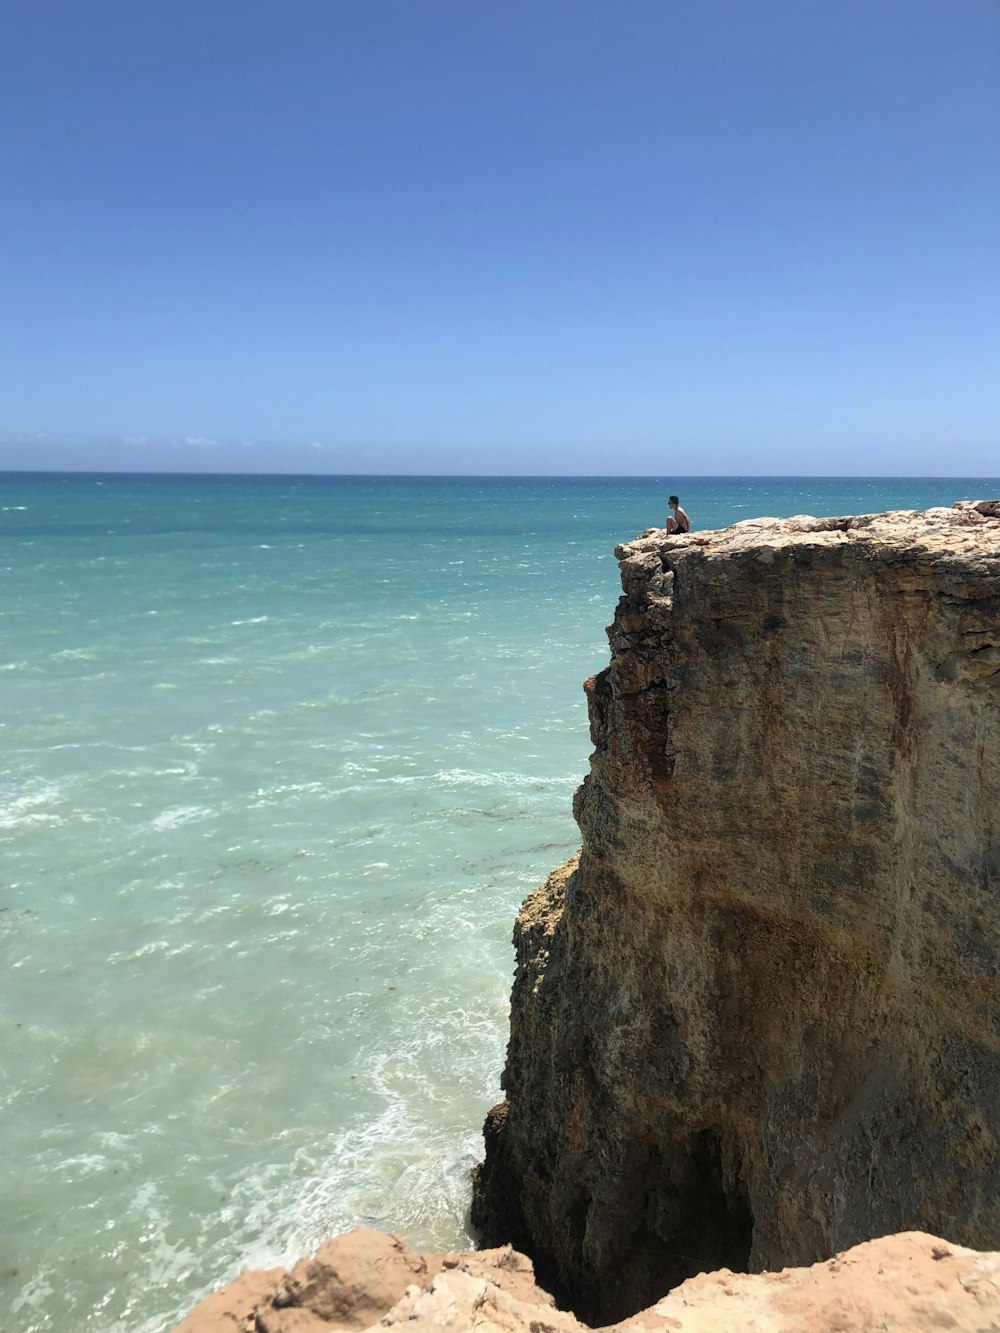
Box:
[2,0,998,474]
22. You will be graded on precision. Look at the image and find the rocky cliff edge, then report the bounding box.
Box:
[174,1225,1000,1332]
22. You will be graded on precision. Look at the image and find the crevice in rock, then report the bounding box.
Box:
[472,1121,755,1327]
[578,1131,755,1325]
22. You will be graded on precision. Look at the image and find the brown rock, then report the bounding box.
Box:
[472,504,1000,1324]
[176,1229,438,1333]
[173,1265,287,1333]
[285,1229,433,1328]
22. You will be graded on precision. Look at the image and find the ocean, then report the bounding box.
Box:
[3,473,997,1333]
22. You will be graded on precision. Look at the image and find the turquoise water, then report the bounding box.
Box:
[2,473,997,1333]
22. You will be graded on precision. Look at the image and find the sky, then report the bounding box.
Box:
[1,0,998,475]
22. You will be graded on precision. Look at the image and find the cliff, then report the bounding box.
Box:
[471,501,1000,1324]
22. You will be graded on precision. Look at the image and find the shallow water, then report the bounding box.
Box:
[2,473,996,1332]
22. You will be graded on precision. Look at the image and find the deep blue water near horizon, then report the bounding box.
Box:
[3,472,998,1333]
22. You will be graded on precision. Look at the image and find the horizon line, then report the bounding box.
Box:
[3,469,1000,483]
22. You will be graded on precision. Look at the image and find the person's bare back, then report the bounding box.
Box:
[666,495,690,533]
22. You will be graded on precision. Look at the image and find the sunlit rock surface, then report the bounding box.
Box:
[174,1227,1000,1331]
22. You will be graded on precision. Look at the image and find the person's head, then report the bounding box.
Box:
[668,495,679,508]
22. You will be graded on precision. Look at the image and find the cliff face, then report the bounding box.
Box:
[471,502,1000,1325]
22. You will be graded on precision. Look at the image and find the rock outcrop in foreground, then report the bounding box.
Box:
[175,1226,1000,1332]
[472,502,1000,1324]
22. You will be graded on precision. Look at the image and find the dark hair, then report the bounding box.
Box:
[668,495,679,505]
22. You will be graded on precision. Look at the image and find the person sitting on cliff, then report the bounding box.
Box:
[666,495,691,534]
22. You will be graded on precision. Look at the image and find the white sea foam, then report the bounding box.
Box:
[0,782,63,828]
[52,1153,110,1178]
[106,940,172,962]
[429,767,564,789]
[11,1270,55,1319]
[150,805,213,831]
[51,647,99,661]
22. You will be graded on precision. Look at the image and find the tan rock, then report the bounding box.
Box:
[472,503,1000,1324]
[173,1230,580,1333]
[633,1231,1000,1332]
[173,1229,1000,1331]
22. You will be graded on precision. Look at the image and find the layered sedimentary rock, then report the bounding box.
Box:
[174,1227,1000,1332]
[472,502,1000,1324]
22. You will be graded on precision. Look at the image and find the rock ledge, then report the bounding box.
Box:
[174,1227,1000,1332]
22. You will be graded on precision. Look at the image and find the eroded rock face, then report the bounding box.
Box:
[472,502,1000,1324]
